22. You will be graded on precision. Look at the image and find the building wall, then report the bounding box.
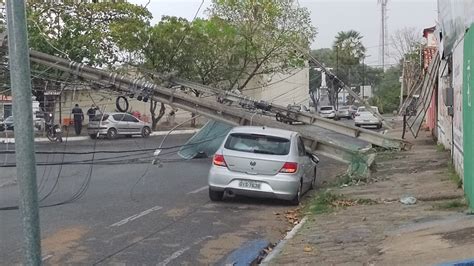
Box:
[437,58,453,149]
[452,39,464,179]
[241,67,310,107]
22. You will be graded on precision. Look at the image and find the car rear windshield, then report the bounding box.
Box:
[91,114,109,121]
[320,107,333,111]
[339,106,349,110]
[224,133,290,155]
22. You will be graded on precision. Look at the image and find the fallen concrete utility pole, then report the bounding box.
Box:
[26,49,374,174]
[6,0,42,264]
[155,75,410,151]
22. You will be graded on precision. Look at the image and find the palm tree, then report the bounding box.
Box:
[333,30,366,65]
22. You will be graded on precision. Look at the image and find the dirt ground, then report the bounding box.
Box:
[272,126,474,266]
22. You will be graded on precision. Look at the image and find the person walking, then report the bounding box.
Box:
[72,103,84,135]
[87,104,98,121]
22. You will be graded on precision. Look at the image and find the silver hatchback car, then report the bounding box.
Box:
[88,112,152,139]
[208,126,319,205]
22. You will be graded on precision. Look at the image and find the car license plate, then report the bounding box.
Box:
[364,120,370,122]
[239,180,261,189]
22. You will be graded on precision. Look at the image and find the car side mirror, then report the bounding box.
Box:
[307,152,320,164]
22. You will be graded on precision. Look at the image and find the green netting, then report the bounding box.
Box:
[178,120,233,159]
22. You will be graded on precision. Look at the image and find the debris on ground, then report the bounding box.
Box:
[400,196,417,205]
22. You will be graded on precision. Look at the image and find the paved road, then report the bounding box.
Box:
[0,134,344,265]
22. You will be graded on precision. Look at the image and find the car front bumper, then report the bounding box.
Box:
[320,113,336,118]
[208,166,300,200]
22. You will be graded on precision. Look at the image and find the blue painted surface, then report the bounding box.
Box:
[437,258,474,266]
[223,239,270,266]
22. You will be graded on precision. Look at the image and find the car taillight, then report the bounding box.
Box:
[213,154,227,167]
[280,162,298,173]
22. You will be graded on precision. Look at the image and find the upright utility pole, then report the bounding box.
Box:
[6,0,42,264]
[378,0,389,71]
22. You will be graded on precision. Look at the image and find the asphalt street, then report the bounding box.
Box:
[0,133,345,265]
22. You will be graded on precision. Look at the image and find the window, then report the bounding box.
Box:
[224,133,290,155]
[124,114,139,123]
[112,114,125,121]
[297,137,306,156]
[91,114,109,121]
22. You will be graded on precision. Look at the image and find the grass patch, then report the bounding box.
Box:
[433,200,467,210]
[307,191,379,215]
[436,144,446,152]
[308,191,343,214]
[447,162,463,188]
[334,173,367,187]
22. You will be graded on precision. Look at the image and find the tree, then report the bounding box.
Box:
[20,1,151,120]
[209,0,317,91]
[390,27,422,97]
[27,1,151,67]
[371,65,401,113]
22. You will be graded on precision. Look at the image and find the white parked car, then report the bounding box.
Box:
[318,106,336,119]
[354,106,382,129]
[208,126,320,205]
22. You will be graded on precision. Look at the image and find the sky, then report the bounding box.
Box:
[129,0,438,66]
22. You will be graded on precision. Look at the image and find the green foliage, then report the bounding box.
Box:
[26,1,151,67]
[372,66,402,113]
[309,191,342,214]
[209,0,317,90]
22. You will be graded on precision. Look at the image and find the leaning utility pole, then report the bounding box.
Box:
[6,0,42,264]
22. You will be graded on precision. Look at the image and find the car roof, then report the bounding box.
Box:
[230,126,297,139]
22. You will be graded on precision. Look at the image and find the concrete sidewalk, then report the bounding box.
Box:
[0,129,200,144]
[266,123,474,265]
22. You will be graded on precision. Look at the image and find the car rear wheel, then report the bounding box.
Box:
[107,128,117,139]
[209,188,224,201]
[290,180,303,206]
[141,126,151,138]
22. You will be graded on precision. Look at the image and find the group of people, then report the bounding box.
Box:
[71,104,99,136]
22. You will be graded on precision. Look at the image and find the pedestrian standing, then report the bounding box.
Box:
[72,103,84,135]
[87,104,97,121]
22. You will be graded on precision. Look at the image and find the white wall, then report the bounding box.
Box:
[241,67,310,107]
[437,36,464,179]
[452,38,464,178]
[437,58,453,149]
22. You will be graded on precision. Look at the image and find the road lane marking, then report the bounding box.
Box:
[42,255,53,261]
[187,185,208,194]
[157,247,190,266]
[157,236,213,266]
[110,206,162,227]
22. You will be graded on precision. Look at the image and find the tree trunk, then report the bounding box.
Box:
[150,99,166,131]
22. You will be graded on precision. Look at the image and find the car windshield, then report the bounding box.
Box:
[224,133,290,155]
[320,107,333,111]
[91,114,109,121]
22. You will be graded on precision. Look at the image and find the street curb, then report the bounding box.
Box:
[260,216,308,265]
[0,129,200,144]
